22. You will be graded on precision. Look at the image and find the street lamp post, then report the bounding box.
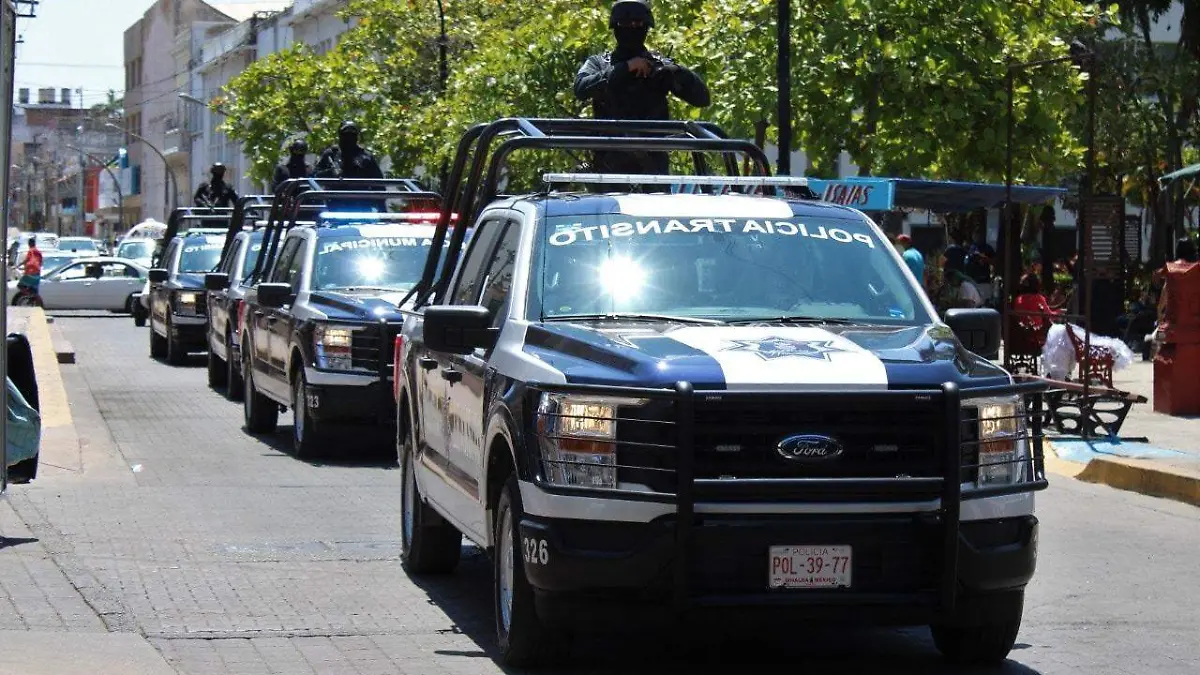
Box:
[107,122,178,220]
[66,145,123,237]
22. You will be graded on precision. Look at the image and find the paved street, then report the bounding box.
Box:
[1,312,1198,674]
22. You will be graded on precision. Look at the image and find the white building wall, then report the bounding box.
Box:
[288,0,355,53]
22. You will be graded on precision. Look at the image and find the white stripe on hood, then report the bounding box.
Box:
[666,326,889,391]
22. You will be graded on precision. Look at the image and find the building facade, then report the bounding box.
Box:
[122,0,233,225]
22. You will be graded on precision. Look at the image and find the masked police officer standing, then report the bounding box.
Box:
[193,163,239,208]
[313,121,384,180]
[574,0,710,174]
[272,138,312,193]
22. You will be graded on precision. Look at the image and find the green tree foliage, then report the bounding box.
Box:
[221,0,1105,187]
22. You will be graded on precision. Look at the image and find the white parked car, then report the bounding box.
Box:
[115,238,157,269]
[57,237,103,255]
[6,256,148,311]
[7,250,85,281]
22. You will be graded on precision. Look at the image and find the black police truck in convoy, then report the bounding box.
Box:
[204,196,278,400]
[393,119,1048,667]
[147,230,228,364]
[239,214,442,458]
[205,231,265,397]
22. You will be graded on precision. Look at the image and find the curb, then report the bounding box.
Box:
[1047,441,1200,508]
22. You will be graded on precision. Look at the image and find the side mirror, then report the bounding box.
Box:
[148,268,168,283]
[205,272,230,291]
[945,308,1001,361]
[423,305,497,355]
[256,282,291,309]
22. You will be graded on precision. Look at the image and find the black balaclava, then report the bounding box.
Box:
[338,121,360,154]
[610,1,652,55]
[288,140,308,169]
[210,164,226,187]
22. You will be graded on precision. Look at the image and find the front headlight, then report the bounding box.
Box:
[314,324,358,370]
[535,393,648,489]
[974,396,1028,487]
[174,291,199,315]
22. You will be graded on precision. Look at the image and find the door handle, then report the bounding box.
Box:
[418,357,438,371]
[266,316,279,324]
[440,367,462,384]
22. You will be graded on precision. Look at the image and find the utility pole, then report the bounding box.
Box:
[776,0,791,176]
[76,129,85,236]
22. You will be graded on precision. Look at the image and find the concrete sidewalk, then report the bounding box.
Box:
[1,308,177,675]
[1046,360,1200,507]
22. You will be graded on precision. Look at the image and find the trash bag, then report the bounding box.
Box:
[1041,323,1135,380]
[6,376,41,471]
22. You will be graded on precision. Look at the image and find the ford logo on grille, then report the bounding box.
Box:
[776,435,843,461]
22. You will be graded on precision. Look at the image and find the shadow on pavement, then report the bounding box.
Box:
[0,536,39,550]
[250,426,399,469]
[410,548,1045,675]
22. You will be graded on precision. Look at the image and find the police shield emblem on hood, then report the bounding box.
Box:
[523,320,1007,390]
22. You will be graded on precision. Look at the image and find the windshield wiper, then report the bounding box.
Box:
[725,315,860,325]
[327,286,405,293]
[546,312,725,325]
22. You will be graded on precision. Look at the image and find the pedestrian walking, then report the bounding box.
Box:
[313,121,383,180]
[272,138,312,194]
[193,163,239,208]
[895,234,925,287]
[573,0,710,174]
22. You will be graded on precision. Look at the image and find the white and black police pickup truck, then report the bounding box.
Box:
[238,179,447,458]
[393,119,1047,667]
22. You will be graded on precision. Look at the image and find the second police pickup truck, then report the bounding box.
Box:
[239,179,447,458]
[393,119,1048,667]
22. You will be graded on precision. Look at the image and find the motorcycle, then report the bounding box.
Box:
[10,274,43,307]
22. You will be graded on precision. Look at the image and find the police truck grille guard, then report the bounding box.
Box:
[528,379,1047,613]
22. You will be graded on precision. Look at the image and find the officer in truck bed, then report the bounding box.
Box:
[574,0,710,174]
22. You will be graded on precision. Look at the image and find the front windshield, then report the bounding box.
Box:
[118,241,155,259]
[61,239,97,252]
[178,239,224,273]
[537,212,929,325]
[312,235,436,292]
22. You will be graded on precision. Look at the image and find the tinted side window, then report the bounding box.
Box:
[163,240,180,271]
[269,239,299,284]
[283,239,307,292]
[221,240,242,275]
[479,222,520,326]
[450,220,505,306]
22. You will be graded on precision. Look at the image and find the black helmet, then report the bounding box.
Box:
[288,138,308,154]
[610,0,653,28]
[210,162,226,175]
[339,120,360,135]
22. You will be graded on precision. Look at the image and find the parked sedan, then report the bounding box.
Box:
[6,257,148,311]
[57,237,104,255]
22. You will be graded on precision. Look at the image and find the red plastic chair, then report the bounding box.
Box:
[1064,324,1115,388]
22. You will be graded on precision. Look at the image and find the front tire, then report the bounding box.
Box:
[165,315,186,365]
[225,331,244,401]
[494,474,568,667]
[931,590,1025,665]
[207,341,227,389]
[149,320,167,358]
[242,347,278,434]
[399,418,461,575]
[133,303,147,327]
[291,370,321,460]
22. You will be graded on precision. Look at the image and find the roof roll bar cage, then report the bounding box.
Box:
[248,177,437,284]
[155,207,236,268]
[218,195,275,262]
[412,117,775,307]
